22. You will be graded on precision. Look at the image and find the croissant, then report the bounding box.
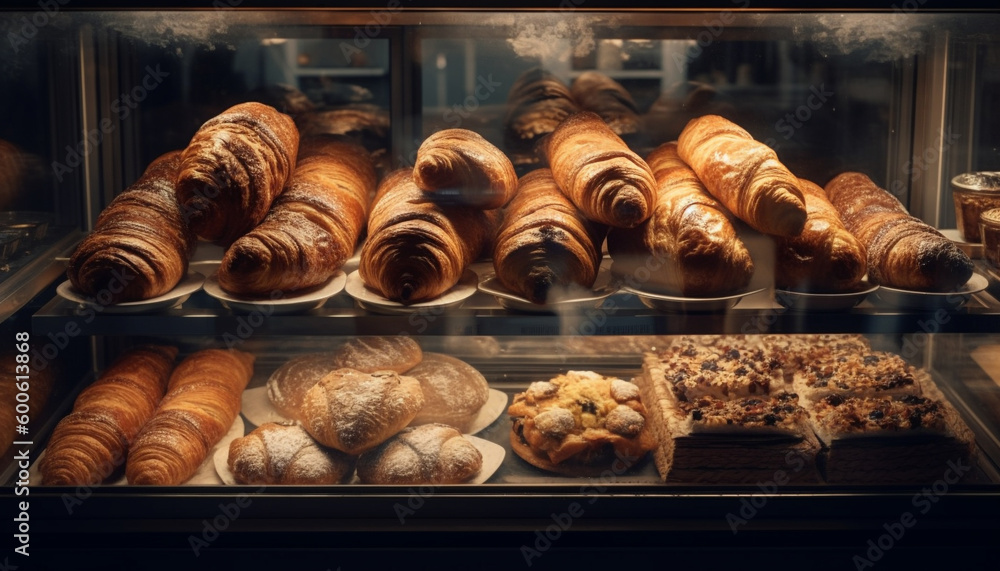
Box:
[774,178,868,292]
[413,128,518,209]
[176,102,299,246]
[825,172,973,291]
[360,168,499,303]
[227,422,356,485]
[67,151,194,304]
[677,114,807,237]
[39,345,177,486]
[570,71,639,137]
[504,68,580,165]
[357,424,483,485]
[126,349,255,485]
[545,111,655,229]
[607,142,754,296]
[217,136,375,296]
[493,168,607,304]
[295,104,390,152]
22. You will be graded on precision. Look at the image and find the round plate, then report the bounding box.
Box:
[478,267,619,313]
[776,279,879,311]
[56,271,204,314]
[873,272,989,310]
[344,269,478,315]
[203,271,347,315]
[621,285,766,313]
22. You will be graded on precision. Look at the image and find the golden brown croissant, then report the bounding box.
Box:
[677,114,807,237]
[492,168,607,304]
[39,345,177,486]
[176,102,299,246]
[504,68,580,166]
[825,172,974,291]
[227,422,356,485]
[126,349,255,485]
[544,111,656,229]
[217,136,375,296]
[360,169,499,303]
[570,71,639,137]
[608,142,754,296]
[413,128,518,209]
[774,178,868,292]
[67,151,195,304]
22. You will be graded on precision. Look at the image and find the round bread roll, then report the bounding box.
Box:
[357,423,483,485]
[228,422,355,485]
[407,353,490,433]
[266,336,422,420]
[300,369,424,455]
[329,336,423,373]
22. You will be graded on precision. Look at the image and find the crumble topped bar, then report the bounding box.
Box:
[797,350,922,397]
[811,394,948,437]
[685,392,808,434]
[657,337,787,403]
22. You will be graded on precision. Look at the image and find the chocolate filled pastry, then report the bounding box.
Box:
[492,168,607,304]
[508,371,656,476]
[176,102,299,246]
[359,169,499,303]
[67,150,195,304]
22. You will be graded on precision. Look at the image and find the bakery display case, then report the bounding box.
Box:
[3,2,1000,568]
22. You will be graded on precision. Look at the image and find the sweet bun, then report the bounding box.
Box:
[357,423,483,485]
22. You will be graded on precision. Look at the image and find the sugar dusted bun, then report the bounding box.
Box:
[329,336,423,374]
[227,422,355,485]
[300,369,424,455]
[407,353,490,433]
[357,423,482,485]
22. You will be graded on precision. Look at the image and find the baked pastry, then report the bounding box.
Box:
[825,171,974,291]
[295,104,390,152]
[176,102,299,246]
[636,336,822,484]
[217,136,375,296]
[413,128,518,209]
[677,114,807,237]
[608,142,754,296]
[126,349,255,485]
[357,424,482,485]
[570,71,639,137]
[266,337,423,421]
[504,67,579,166]
[300,369,424,455]
[407,353,490,433]
[39,345,176,486]
[227,422,355,485]
[545,111,655,229]
[67,150,195,304]
[360,168,499,303]
[641,81,737,148]
[492,168,607,304]
[508,371,656,476]
[774,178,868,292]
[246,83,316,116]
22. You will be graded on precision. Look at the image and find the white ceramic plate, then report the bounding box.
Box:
[240,385,508,436]
[775,279,879,311]
[214,431,505,485]
[478,268,619,313]
[344,269,478,315]
[621,285,767,313]
[203,271,347,314]
[873,272,989,310]
[56,271,204,314]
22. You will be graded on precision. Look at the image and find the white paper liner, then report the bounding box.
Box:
[30,416,244,486]
[241,386,507,435]
[215,432,504,485]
